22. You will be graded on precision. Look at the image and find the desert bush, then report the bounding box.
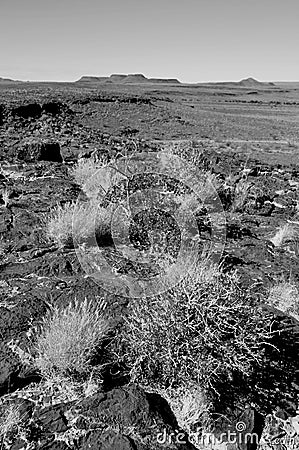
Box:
[70,158,99,186]
[267,282,299,322]
[270,223,299,247]
[231,179,252,212]
[119,267,271,404]
[46,201,111,247]
[71,157,125,200]
[33,298,110,379]
[160,150,220,201]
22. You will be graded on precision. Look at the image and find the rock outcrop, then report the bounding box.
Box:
[77,73,181,84]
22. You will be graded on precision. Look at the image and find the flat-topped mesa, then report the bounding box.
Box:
[76,74,181,84]
[77,76,108,82]
[149,77,181,84]
[109,74,127,82]
[122,73,147,82]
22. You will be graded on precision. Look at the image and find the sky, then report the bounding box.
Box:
[0,0,298,83]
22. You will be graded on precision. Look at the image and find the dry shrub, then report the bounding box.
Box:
[46,201,111,247]
[34,298,109,379]
[70,158,99,187]
[119,267,271,403]
[71,157,124,200]
[268,282,299,322]
[270,223,299,247]
[231,179,252,212]
[160,150,220,202]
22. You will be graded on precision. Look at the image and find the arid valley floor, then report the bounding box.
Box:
[0,76,298,450]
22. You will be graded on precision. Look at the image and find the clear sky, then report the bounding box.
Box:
[1,0,298,82]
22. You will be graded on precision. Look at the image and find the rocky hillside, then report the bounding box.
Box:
[0,86,298,449]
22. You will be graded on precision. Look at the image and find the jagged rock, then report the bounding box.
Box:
[0,342,20,392]
[235,405,264,450]
[81,430,136,450]
[33,404,69,434]
[11,140,63,162]
[42,102,63,115]
[75,384,196,449]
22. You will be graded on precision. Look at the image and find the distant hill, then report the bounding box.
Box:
[237,77,275,87]
[201,77,276,88]
[77,74,181,85]
[78,76,108,83]
[109,74,127,82]
[122,74,148,83]
[0,76,18,83]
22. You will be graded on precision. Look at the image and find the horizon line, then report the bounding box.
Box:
[1,74,299,84]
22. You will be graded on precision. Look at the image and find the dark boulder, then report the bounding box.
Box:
[0,104,5,125]
[75,384,196,449]
[42,102,63,115]
[12,103,42,119]
[32,404,69,434]
[12,141,63,162]
[0,342,20,393]
[81,430,136,450]
[235,405,264,450]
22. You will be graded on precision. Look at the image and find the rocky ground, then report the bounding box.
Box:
[0,84,298,449]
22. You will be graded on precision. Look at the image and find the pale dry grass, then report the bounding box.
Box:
[71,157,125,200]
[231,179,252,212]
[162,384,211,436]
[270,223,299,247]
[46,201,111,247]
[160,150,220,202]
[34,298,110,379]
[268,282,299,321]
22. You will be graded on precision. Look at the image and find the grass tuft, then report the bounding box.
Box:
[46,201,111,247]
[267,282,299,321]
[270,223,299,247]
[70,157,124,200]
[33,298,110,379]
